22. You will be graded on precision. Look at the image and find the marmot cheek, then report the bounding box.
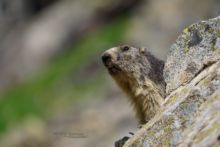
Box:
[108,64,122,75]
[124,55,132,60]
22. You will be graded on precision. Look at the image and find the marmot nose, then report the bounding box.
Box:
[102,53,112,64]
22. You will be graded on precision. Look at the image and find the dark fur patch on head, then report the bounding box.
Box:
[108,64,122,75]
[139,75,145,81]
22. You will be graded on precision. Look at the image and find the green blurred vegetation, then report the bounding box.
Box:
[0,16,130,134]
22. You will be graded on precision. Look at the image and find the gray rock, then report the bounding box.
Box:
[164,16,220,94]
[124,15,220,147]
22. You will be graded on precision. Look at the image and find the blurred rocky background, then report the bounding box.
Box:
[0,0,219,147]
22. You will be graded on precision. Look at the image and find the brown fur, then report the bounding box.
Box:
[102,45,165,124]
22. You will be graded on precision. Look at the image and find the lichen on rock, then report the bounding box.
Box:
[164,16,220,94]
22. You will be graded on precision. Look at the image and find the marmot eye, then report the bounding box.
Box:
[122,46,130,51]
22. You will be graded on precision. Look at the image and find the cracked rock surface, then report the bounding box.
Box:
[164,16,220,94]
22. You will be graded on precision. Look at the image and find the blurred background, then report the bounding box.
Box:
[0,0,219,146]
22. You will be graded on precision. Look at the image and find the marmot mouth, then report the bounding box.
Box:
[107,64,121,75]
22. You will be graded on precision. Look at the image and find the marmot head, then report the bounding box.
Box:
[101,45,153,86]
[102,45,165,124]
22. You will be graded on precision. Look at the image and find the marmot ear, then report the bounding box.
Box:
[139,47,146,54]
